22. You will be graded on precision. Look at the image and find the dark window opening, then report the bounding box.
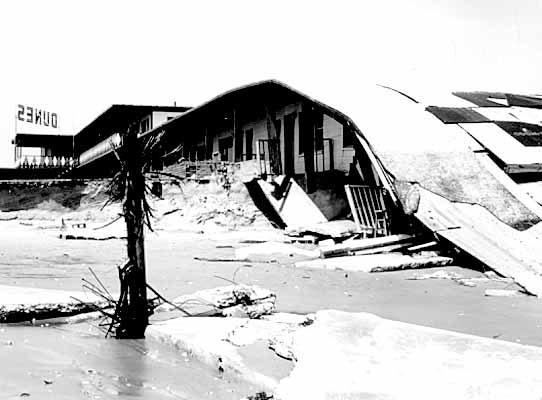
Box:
[219,136,233,161]
[140,117,150,133]
[314,113,324,151]
[234,130,244,161]
[343,124,354,148]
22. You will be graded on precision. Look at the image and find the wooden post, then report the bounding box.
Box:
[116,124,149,339]
[265,105,282,175]
[300,105,316,193]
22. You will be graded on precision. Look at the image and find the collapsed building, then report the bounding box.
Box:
[139,80,542,296]
[6,80,542,295]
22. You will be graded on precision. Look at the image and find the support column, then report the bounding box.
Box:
[300,104,316,193]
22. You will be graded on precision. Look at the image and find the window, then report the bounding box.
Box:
[140,117,150,133]
[343,123,354,148]
[314,112,324,151]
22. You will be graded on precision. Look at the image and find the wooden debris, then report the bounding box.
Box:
[352,243,414,256]
[406,241,438,252]
[319,234,414,258]
[286,220,358,239]
[288,235,318,244]
[296,253,453,273]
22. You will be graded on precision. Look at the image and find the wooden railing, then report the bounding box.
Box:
[344,184,390,237]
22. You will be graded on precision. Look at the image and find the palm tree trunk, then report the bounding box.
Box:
[116,130,149,339]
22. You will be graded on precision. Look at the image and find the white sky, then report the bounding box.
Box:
[0,0,541,167]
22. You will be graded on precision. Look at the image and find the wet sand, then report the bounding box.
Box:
[1,221,541,346]
[2,220,542,398]
[0,322,261,399]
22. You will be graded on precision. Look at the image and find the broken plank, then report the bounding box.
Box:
[406,241,438,252]
[319,234,414,258]
[352,242,414,256]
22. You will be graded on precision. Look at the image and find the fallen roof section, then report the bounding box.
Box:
[413,186,542,296]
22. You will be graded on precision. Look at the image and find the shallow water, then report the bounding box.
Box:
[0,322,259,399]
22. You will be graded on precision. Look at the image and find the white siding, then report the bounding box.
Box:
[205,101,354,174]
[152,111,185,129]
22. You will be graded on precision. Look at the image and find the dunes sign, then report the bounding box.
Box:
[17,104,58,129]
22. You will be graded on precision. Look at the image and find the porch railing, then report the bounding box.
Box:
[16,155,76,169]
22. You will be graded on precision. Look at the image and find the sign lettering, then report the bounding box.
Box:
[17,104,58,129]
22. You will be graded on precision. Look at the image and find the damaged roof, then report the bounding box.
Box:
[145,78,542,296]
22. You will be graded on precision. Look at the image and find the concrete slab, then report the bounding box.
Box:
[276,310,542,400]
[147,314,302,391]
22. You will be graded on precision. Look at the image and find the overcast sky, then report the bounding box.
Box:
[0,0,541,167]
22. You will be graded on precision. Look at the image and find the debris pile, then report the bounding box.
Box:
[226,220,456,273]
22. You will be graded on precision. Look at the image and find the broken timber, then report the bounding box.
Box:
[319,234,414,258]
[296,253,452,273]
